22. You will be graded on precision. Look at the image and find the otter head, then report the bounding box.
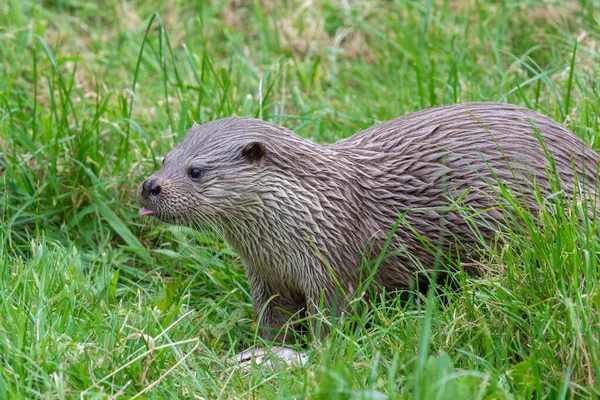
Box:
[137,117,277,227]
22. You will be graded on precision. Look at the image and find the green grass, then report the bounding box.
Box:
[2,0,600,398]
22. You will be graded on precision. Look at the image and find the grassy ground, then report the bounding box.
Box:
[1,0,600,398]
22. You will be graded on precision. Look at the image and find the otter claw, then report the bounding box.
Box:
[235,346,308,372]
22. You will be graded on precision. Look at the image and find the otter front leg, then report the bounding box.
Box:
[245,268,301,343]
[253,296,301,342]
[235,269,307,371]
[304,280,351,339]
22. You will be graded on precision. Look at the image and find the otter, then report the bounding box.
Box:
[138,102,599,342]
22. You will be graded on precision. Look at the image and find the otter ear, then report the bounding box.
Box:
[241,141,267,161]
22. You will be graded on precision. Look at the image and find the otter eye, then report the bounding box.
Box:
[188,167,203,181]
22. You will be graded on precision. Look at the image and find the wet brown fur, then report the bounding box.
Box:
[138,102,599,341]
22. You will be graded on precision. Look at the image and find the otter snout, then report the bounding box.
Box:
[138,178,163,217]
[140,179,162,199]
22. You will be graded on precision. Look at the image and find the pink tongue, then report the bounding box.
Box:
[139,209,154,216]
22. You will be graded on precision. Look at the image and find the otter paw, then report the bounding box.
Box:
[235,346,308,372]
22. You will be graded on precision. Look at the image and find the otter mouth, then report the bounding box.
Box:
[138,208,187,225]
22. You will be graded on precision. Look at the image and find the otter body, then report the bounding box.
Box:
[139,102,599,340]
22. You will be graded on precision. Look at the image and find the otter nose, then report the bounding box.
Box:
[141,179,162,199]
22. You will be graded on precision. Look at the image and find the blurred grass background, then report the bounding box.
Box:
[1,0,600,398]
